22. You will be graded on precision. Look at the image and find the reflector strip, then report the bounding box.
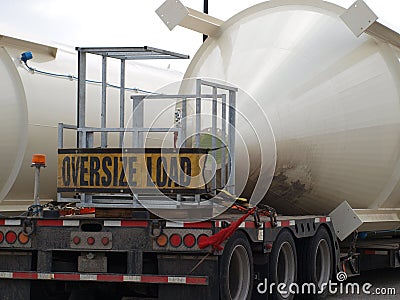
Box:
[365,250,388,255]
[315,217,331,223]
[37,220,80,227]
[80,274,97,281]
[38,273,53,280]
[0,220,21,226]
[214,221,257,228]
[168,276,186,284]
[0,272,208,285]
[166,221,184,228]
[54,273,80,281]
[121,220,148,227]
[37,220,63,226]
[63,220,80,227]
[166,221,213,229]
[97,274,124,282]
[103,220,148,227]
[13,272,37,279]
[123,275,141,282]
[277,220,293,227]
[183,222,212,229]
[187,277,208,285]
[103,220,121,227]
[0,272,12,279]
[141,276,168,283]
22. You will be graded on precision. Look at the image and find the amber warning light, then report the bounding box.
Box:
[32,154,46,166]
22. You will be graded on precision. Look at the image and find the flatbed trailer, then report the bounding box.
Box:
[0,210,338,300]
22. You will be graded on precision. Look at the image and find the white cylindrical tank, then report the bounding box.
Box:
[0,34,183,211]
[183,0,400,215]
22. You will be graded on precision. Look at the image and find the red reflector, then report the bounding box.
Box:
[169,234,182,248]
[5,231,17,244]
[87,237,95,245]
[183,234,196,248]
[73,236,81,245]
[197,234,208,246]
[101,237,109,246]
[0,231,3,243]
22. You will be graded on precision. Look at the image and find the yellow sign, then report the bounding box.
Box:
[57,148,207,193]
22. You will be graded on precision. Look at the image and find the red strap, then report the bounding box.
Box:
[198,207,256,251]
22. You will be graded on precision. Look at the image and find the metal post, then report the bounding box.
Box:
[195,79,202,148]
[58,123,64,149]
[132,96,144,148]
[82,131,87,148]
[182,97,187,148]
[119,59,126,148]
[203,0,209,42]
[77,51,87,148]
[34,167,41,208]
[221,94,227,188]
[101,55,107,147]
[227,90,236,195]
[31,154,46,217]
[211,86,217,193]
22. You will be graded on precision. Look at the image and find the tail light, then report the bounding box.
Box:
[183,234,196,248]
[156,234,168,247]
[87,237,95,245]
[72,236,81,245]
[101,237,110,246]
[169,234,182,248]
[18,232,29,244]
[197,234,209,247]
[5,231,17,244]
[0,231,3,243]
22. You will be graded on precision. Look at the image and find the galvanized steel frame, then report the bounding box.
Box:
[58,47,238,207]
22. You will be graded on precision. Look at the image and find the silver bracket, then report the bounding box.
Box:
[156,0,223,36]
[340,0,378,37]
[329,201,362,241]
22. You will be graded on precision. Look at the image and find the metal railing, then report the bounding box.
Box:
[57,47,237,208]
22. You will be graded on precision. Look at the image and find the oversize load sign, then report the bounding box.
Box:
[57,148,207,193]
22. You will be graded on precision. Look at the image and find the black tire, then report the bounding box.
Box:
[298,226,333,299]
[219,231,254,300]
[269,230,297,300]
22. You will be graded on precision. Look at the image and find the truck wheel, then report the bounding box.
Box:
[219,231,254,300]
[269,230,297,300]
[298,226,333,299]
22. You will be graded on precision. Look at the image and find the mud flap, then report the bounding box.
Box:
[0,252,32,300]
[158,254,219,300]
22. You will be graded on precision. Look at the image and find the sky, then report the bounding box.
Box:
[0,0,399,72]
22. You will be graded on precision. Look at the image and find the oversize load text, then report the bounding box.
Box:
[57,153,204,190]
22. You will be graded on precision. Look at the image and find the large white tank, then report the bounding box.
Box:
[0,34,183,211]
[183,0,400,215]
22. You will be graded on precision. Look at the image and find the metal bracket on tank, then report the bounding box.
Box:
[329,201,362,241]
[340,0,377,37]
[156,0,223,36]
[330,201,400,241]
[341,0,400,49]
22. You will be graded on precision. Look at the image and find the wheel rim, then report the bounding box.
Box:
[276,242,296,299]
[315,239,331,288]
[228,244,251,300]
